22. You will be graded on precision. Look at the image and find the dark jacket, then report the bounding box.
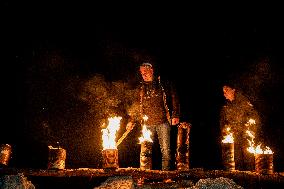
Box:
[139,76,180,125]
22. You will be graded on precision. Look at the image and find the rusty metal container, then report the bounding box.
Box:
[140,141,152,170]
[221,142,235,171]
[47,146,66,170]
[0,144,12,166]
[176,122,191,171]
[102,149,119,169]
[255,153,273,174]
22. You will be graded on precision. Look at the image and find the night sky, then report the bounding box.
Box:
[2,3,284,172]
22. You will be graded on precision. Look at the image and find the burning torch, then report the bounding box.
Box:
[101,116,122,169]
[139,115,153,170]
[246,118,274,174]
[47,142,66,170]
[221,127,235,171]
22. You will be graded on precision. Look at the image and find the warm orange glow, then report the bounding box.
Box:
[246,118,256,126]
[264,146,273,154]
[244,118,273,154]
[138,115,152,143]
[101,116,122,150]
[142,115,148,121]
[139,125,153,143]
[222,127,234,143]
[248,144,273,154]
[246,129,256,153]
[245,118,257,153]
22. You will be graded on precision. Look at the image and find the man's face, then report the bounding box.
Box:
[140,65,154,82]
[223,86,235,102]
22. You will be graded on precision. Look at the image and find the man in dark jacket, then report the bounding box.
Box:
[127,62,180,171]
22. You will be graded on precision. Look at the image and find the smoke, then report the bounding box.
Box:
[237,57,272,102]
[226,56,275,128]
[79,73,141,127]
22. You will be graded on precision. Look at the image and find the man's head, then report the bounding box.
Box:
[223,85,236,102]
[139,62,154,82]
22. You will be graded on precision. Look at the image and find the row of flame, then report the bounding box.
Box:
[222,118,273,155]
[101,115,153,150]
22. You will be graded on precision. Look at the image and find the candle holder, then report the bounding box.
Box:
[47,146,66,170]
[102,149,119,169]
[0,144,12,166]
[221,142,235,171]
[140,141,152,170]
[255,153,273,174]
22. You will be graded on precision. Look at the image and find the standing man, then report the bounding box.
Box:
[127,61,180,171]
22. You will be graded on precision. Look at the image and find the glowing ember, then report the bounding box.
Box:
[101,116,122,150]
[222,127,234,143]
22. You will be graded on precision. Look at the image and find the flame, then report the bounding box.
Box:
[139,125,153,143]
[142,115,148,121]
[138,115,153,143]
[243,118,273,154]
[246,118,256,126]
[246,129,256,152]
[264,146,273,154]
[246,118,257,153]
[248,144,273,154]
[222,127,234,143]
[101,116,122,150]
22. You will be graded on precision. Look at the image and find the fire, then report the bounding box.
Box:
[142,115,148,121]
[139,125,153,143]
[246,129,256,153]
[246,118,256,126]
[245,118,257,153]
[264,146,273,154]
[101,116,122,150]
[222,127,234,143]
[242,118,274,155]
[139,115,153,143]
[248,144,273,154]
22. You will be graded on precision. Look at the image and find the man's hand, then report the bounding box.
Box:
[171,117,179,126]
[126,122,134,131]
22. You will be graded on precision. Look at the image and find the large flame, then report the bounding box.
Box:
[245,118,273,154]
[245,118,257,153]
[222,127,234,143]
[248,144,273,154]
[246,129,256,153]
[139,125,153,143]
[101,116,122,150]
[138,115,153,143]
